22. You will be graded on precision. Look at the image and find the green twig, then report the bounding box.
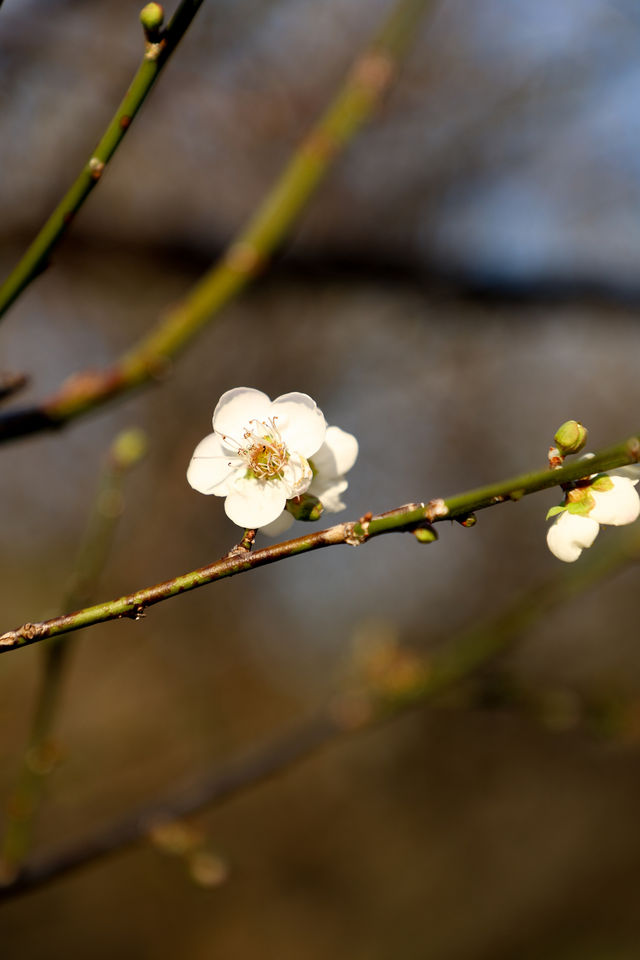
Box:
[0,0,431,444]
[0,431,638,655]
[0,430,146,882]
[0,1,206,321]
[2,520,639,901]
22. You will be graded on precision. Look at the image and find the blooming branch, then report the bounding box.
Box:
[1,431,639,655]
[545,421,640,562]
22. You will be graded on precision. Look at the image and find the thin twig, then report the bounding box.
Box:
[0,1,206,321]
[1,431,638,654]
[2,522,639,902]
[0,0,431,444]
[0,430,146,882]
[0,372,28,404]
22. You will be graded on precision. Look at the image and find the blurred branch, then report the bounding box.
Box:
[3,522,639,901]
[0,372,28,404]
[0,1,206,321]
[0,430,146,883]
[1,431,638,654]
[0,0,431,445]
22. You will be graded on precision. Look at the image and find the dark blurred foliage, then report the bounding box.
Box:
[2,1,640,957]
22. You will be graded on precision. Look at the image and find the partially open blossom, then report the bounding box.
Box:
[187,387,326,528]
[546,510,600,563]
[546,466,640,562]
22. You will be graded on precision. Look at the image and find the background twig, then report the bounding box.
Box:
[3,521,638,902]
[0,430,146,882]
[0,0,431,445]
[0,1,206,321]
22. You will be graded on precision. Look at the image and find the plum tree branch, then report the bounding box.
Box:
[1,431,638,654]
[0,1,206,321]
[0,0,431,444]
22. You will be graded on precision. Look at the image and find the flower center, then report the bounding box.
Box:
[237,418,289,481]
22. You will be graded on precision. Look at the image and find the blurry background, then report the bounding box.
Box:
[2,0,640,956]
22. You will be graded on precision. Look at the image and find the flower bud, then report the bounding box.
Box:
[286,493,324,522]
[140,3,164,37]
[413,525,437,543]
[553,420,588,456]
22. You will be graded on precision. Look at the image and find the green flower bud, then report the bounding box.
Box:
[286,493,324,522]
[553,420,588,456]
[140,3,164,36]
[413,525,437,543]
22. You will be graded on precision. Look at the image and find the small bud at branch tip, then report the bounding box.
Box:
[140,3,164,36]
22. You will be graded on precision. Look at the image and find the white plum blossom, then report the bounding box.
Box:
[187,387,358,531]
[187,387,326,528]
[546,466,640,562]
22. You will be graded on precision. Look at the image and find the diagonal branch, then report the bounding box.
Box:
[0,1,207,321]
[1,431,638,654]
[2,522,638,902]
[0,0,431,444]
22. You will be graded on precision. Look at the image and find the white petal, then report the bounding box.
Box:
[311,426,359,478]
[212,388,273,442]
[546,511,599,562]
[309,476,348,512]
[270,392,326,458]
[281,453,312,497]
[224,477,287,528]
[260,510,295,538]
[590,476,640,526]
[187,433,241,495]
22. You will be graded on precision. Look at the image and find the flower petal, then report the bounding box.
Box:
[212,388,273,443]
[270,392,326,458]
[224,477,287,528]
[260,510,295,538]
[590,476,640,526]
[187,433,241,495]
[546,511,599,562]
[281,453,312,497]
[311,426,359,478]
[309,476,348,512]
